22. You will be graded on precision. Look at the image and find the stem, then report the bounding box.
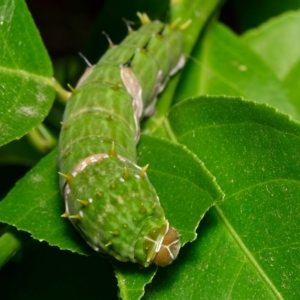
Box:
[163,118,179,143]
[27,124,57,154]
[52,77,71,105]
[0,226,28,269]
[142,75,180,135]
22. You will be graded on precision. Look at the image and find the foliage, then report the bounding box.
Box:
[0,0,300,299]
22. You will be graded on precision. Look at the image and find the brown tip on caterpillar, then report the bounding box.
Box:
[69,214,81,219]
[58,172,73,182]
[139,164,149,177]
[179,19,192,31]
[153,227,180,267]
[67,83,77,94]
[61,212,69,218]
[170,17,182,30]
[109,141,116,156]
[137,12,151,25]
[102,31,114,48]
[123,167,130,179]
[77,199,89,206]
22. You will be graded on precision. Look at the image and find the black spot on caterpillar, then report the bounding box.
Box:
[58,13,184,267]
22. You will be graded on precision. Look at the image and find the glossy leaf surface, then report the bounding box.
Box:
[1,1,300,299]
[0,0,56,146]
[174,22,300,121]
[157,96,300,299]
[242,10,300,117]
[0,135,222,299]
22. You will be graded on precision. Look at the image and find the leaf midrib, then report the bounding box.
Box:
[214,204,284,299]
[0,65,53,85]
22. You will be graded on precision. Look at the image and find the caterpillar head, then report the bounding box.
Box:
[153,226,180,267]
[142,221,180,267]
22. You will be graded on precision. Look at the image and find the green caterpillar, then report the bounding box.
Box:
[58,13,184,267]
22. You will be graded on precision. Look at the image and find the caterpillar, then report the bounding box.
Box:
[58,13,184,267]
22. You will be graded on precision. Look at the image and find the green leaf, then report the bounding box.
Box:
[113,262,157,300]
[3,95,300,298]
[5,1,300,299]
[146,95,300,298]
[242,10,300,81]
[118,135,224,300]
[144,209,280,299]
[0,0,56,146]
[283,59,300,115]
[242,10,300,117]
[0,149,92,254]
[0,1,224,299]
[0,136,223,299]
[137,136,224,245]
[112,136,224,300]
[173,22,300,121]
